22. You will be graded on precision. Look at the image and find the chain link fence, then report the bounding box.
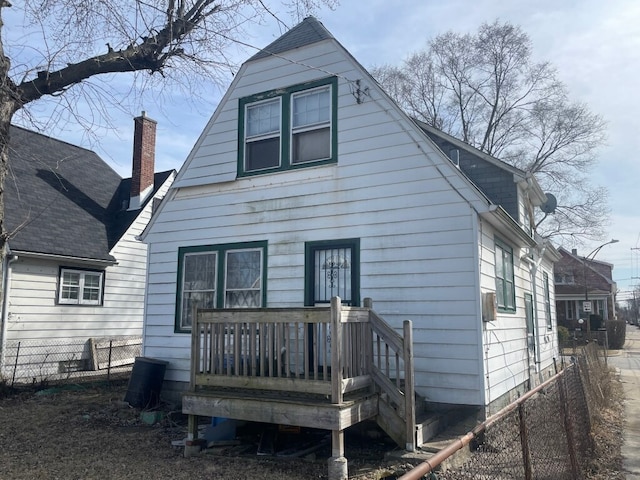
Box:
[401,343,607,480]
[1,336,142,386]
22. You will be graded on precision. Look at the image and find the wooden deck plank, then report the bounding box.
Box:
[194,373,332,395]
[182,391,378,430]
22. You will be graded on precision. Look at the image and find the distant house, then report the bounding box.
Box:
[141,17,561,423]
[554,247,617,332]
[0,114,175,381]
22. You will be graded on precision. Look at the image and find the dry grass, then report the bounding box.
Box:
[0,379,412,480]
[0,363,625,480]
[584,368,625,479]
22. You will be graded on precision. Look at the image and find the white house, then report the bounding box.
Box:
[0,114,175,381]
[141,17,560,419]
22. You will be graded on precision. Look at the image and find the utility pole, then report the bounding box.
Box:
[632,276,640,326]
[632,247,640,325]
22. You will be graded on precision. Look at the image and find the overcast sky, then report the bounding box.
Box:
[7,0,639,301]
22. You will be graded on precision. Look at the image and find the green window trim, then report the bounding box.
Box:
[238,76,338,177]
[543,271,553,330]
[495,237,516,313]
[175,241,268,333]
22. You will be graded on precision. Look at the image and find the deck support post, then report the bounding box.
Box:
[328,430,348,480]
[184,305,203,457]
[328,297,348,479]
[403,320,416,452]
[184,414,203,457]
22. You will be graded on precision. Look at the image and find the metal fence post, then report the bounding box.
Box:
[107,340,113,384]
[558,373,581,478]
[518,403,533,480]
[11,341,20,386]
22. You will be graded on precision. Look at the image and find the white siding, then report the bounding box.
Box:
[478,219,559,409]
[144,40,492,406]
[144,38,560,408]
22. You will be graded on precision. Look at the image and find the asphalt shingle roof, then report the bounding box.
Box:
[249,16,333,61]
[5,125,171,262]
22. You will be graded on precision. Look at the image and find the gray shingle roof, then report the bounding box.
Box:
[249,16,333,61]
[6,125,172,262]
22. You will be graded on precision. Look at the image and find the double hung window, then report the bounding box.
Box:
[543,272,553,329]
[59,268,104,305]
[239,77,337,176]
[495,238,516,312]
[176,242,267,332]
[292,86,331,164]
[245,99,281,171]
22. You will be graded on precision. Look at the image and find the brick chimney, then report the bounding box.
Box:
[129,111,156,210]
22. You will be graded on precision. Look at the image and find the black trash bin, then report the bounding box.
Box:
[124,357,168,408]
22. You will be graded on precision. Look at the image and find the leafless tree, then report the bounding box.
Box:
[373,20,608,244]
[0,0,337,253]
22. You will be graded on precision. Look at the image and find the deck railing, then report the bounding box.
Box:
[189,296,415,449]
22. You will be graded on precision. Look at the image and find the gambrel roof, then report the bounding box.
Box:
[6,125,173,263]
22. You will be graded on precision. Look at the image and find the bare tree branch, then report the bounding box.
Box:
[373,19,608,244]
[0,0,339,253]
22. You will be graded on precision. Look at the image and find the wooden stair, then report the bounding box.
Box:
[183,296,418,479]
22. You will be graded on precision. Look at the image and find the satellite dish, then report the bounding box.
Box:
[540,193,557,214]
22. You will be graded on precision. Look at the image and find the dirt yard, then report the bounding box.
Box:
[0,375,624,480]
[0,380,414,480]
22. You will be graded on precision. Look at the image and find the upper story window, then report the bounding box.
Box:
[554,273,575,284]
[58,268,104,305]
[238,77,337,177]
[245,98,281,171]
[495,238,516,313]
[292,86,331,163]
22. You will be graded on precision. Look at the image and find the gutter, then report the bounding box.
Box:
[0,250,19,374]
[11,250,117,267]
[481,205,537,248]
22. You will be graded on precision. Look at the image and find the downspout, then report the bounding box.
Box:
[0,250,18,375]
[523,246,546,380]
[530,261,543,373]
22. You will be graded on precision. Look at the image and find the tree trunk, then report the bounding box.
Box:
[0,7,21,304]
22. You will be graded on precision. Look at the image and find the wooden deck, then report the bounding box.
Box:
[183,297,415,478]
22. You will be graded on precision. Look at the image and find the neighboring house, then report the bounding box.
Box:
[554,247,617,332]
[141,16,560,422]
[0,113,176,380]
